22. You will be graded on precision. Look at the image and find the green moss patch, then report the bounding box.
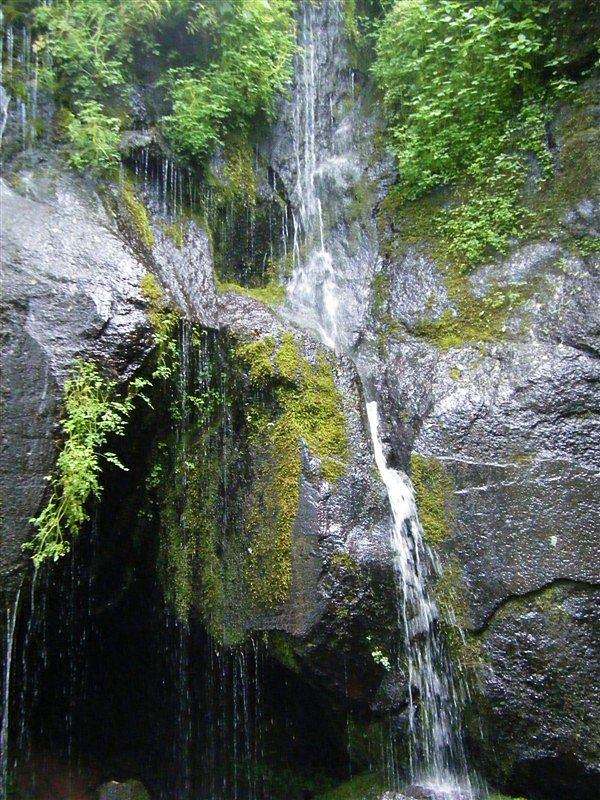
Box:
[139,273,180,381]
[148,328,349,638]
[312,772,385,800]
[410,453,453,548]
[216,278,286,308]
[413,279,531,351]
[122,181,154,250]
[490,794,528,800]
[236,333,349,608]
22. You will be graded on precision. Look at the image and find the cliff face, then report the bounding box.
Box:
[1,1,599,798]
[372,83,600,793]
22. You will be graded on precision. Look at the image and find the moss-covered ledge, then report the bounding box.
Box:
[235,332,350,608]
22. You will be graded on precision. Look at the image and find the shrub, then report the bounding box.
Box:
[372,0,550,200]
[162,0,296,159]
[372,1,585,269]
[31,0,296,170]
[66,101,121,172]
[25,361,145,566]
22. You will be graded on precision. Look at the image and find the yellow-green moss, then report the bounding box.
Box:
[490,795,527,800]
[160,470,196,621]
[245,408,301,607]
[412,275,531,351]
[122,181,154,249]
[265,631,301,673]
[236,333,349,608]
[162,220,187,249]
[410,453,453,548]
[208,139,257,208]
[237,334,349,481]
[216,278,286,308]
[139,273,180,380]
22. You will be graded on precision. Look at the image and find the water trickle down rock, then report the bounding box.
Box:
[267,0,387,352]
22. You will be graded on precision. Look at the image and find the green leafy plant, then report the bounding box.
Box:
[372,0,585,270]
[162,0,296,159]
[25,361,147,566]
[29,0,295,171]
[65,101,121,172]
[372,1,551,200]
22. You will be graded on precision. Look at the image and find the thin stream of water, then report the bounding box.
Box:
[1,586,22,800]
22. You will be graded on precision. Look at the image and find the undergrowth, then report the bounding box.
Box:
[373,0,599,274]
[24,0,296,172]
[25,361,147,566]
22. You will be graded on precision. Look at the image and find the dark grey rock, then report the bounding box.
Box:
[478,583,600,796]
[1,154,153,583]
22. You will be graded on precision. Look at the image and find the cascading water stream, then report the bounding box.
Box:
[282,2,479,796]
[285,0,342,350]
[365,405,475,797]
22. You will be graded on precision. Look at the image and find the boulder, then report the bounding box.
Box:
[1,151,153,586]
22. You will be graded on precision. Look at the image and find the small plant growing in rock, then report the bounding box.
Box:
[366,635,391,670]
[25,360,146,565]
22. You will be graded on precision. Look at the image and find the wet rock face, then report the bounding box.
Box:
[479,584,600,798]
[1,152,153,585]
[0,143,396,712]
[373,90,600,789]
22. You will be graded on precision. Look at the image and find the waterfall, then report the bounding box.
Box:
[0,18,40,149]
[366,405,475,797]
[282,2,479,796]
[1,586,22,800]
[284,0,354,350]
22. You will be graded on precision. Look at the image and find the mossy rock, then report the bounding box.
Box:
[97,780,150,800]
[236,332,349,609]
[410,453,453,547]
[313,771,385,800]
[121,181,154,250]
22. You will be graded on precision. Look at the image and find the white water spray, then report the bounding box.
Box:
[285,0,344,349]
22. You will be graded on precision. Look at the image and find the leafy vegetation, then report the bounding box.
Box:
[373,0,598,271]
[64,101,122,173]
[25,361,146,566]
[373,1,557,200]
[25,0,296,171]
[162,0,296,160]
